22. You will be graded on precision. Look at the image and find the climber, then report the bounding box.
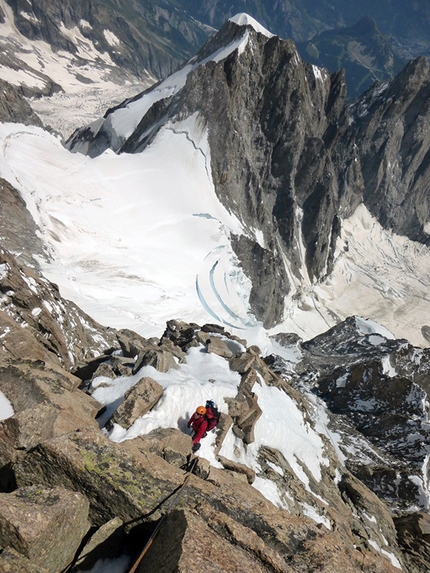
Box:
[187,405,209,452]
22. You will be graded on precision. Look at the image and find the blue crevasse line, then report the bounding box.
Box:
[195,275,222,323]
[209,261,251,329]
[195,273,242,330]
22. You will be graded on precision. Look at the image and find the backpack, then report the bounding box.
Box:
[205,400,220,431]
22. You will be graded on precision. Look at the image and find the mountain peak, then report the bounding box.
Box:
[228,13,274,38]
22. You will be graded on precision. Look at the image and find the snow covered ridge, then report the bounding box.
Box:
[228,13,275,38]
[66,12,277,155]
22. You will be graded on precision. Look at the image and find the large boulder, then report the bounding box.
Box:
[133,347,179,374]
[116,328,155,358]
[0,486,90,573]
[130,427,192,467]
[135,508,291,573]
[110,377,164,429]
[13,427,188,527]
[0,362,103,490]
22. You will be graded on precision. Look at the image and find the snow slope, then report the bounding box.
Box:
[0,117,256,339]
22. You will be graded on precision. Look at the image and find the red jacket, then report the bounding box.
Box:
[187,412,209,444]
[205,406,218,431]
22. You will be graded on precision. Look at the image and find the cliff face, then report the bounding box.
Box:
[341,56,430,243]
[67,18,430,329]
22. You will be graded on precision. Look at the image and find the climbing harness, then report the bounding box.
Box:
[127,457,198,573]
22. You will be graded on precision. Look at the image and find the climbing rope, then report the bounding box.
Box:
[127,457,198,573]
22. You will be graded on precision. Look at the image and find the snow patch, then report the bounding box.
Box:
[368,539,402,569]
[0,391,13,421]
[19,11,39,24]
[381,355,397,377]
[229,13,274,38]
[0,263,8,279]
[103,30,121,47]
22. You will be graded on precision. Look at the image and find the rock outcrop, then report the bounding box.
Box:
[0,247,118,369]
[0,486,90,573]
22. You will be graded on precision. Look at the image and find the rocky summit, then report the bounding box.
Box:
[0,7,430,573]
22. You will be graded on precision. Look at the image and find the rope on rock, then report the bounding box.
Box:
[127,457,198,573]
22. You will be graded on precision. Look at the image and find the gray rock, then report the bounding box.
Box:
[116,328,151,358]
[0,547,49,573]
[218,455,255,484]
[110,377,163,429]
[0,486,90,573]
[206,336,234,359]
[125,427,191,468]
[71,517,124,572]
[133,347,179,374]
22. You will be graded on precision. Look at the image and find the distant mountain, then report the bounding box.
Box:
[0,0,429,111]
[296,17,406,98]
[176,0,430,59]
[4,0,212,82]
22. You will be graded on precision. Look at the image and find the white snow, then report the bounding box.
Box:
[381,355,397,377]
[229,13,274,38]
[76,555,130,573]
[0,117,258,338]
[103,30,121,47]
[0,391,13,421]
[368,539,402,569]
[302,502,331,529]
[91,345,331,504]
[312,65,327,82]
[92,346,328,510]
[314,204,430,348]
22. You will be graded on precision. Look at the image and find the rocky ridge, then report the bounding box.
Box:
[0,247,429,571]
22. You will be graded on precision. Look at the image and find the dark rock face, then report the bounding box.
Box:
[67,21,348,327]
[0,80,43,124]
[0,179,45,268]
[270,316,430,513]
